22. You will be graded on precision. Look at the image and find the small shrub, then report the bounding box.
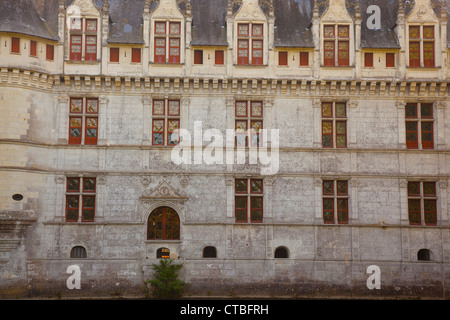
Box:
[147,259,186,299]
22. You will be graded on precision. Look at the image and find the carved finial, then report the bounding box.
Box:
[102,0,110,12]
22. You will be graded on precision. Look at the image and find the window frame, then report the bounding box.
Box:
[153,20,182,64]
[234,178,264,224]
[322,180,349,224]
[408,25,435,68]
[69,97,99,145]
[237,22,264,65]
[235,100,264,147]
[405,102,434,150]
[65,177,96,223]
[407,181,437,226]
[147,207,180,240]
[151,99,180,146]
[321,102,347,149]
[323,25,350,67]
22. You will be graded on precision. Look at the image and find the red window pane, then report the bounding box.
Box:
[30,40,37,57]
[69,117,82,144]
[364,52,373,67]
[251,101,263,118]
[250,120,262,147]
[167,119,180,145]
[278,51,288,66]
[86,99,99,114]
[323,181,334,195]
[194,50,203,64]
[155,22,166,34]
[155,37,166,63]
[252,24,263,37]
[71,18,82,31]
[169,22,180,35]
[407,182,420,196]
[423,182,436,197]
[153,100,165,116]
[215,50,224,65]
[300,52,309,66]
[11,37,20,53]
[324,25,335,38]
[147,207,180,240]
[168,100,180,116]
[409,42,420,67]
[252,40,263,65]
[324,41,335,66]
[409,26,420,39]
[169,37,180,63]
[110,47,119,62]
[336,181,348,195]
[86,19,97,32]
[405,121,418,149]
[237,39,249,65]
[424,199,437,225]
[132,48,141,63]
[70,35,82,61]
[423,26,434,39]
[83,178,96,193]
[85,117,98,145]
[322,121,333,148]
[238,24,249,37]
[421,122,434,149]
[338,41,349,66]
[386,53,395,67]
[405,104,418,118]
[250,179,263,193]
[336,121,347,148]
[85,35,97,61]
[152,119,165,145]
[338,25,349,38]
[423,42,434,67]
[235,120,248,147]
[46,44,54,61]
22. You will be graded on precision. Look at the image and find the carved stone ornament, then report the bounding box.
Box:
[141,180,187,201]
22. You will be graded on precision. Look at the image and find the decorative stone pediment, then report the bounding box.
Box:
[321,0,352,23]
[67,0,101,16]
[235,0,266,21]
[152,0,184,19]
[407,0,439,23]
[141,180,187,202]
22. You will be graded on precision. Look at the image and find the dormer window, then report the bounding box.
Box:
[69,17,98,61]
[409,25,435,68]
[237,23,264,65]
[323,25,349,67]
[154,21,181,63]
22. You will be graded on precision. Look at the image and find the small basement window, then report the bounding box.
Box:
[202,246,217,258]
[418,249,432,261]
[157,247,170,259]
[12,194,24,201]
[274,246,289,259]
[70,246,87,258]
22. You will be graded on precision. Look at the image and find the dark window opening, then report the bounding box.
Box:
[274,246,289,259]
[70,246,87,258]
[203,246,217,258]
[418,249,431,261]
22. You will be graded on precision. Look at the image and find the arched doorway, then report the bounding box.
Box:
[147,206,180,240]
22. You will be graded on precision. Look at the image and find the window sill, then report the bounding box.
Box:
[150,62,184,66]
[320,65,354,69]
[65,60,100,65]
[406,66,441,70]
[234,64,267,68]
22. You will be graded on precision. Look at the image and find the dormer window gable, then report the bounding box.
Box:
[319,0,354,68]
[405,0,441,68]
[233,0,268,66]
[150,0,186,64]
[66,0,101,62]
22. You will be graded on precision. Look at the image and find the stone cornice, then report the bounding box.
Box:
[1,68,449,98]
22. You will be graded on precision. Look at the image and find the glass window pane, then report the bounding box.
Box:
[236,102,247,117]
[251,197,262,209]
[323,181,334,195]
[70,99,83,113]
[337,181,348,195]
[405,104,417,118]
[322,103,332,117]
[67,178,80,192]
[335,103,346,117]
[250,180,263,193]
[236,179,247,193]
[408,182,420,196]
[153,100,165,115]
[421,104,433,118]
[83,178,96,192]
[423,182,436,196]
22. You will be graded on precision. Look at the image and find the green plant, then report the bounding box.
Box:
[148,259,186,299]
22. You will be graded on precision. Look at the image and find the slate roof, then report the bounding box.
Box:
[3,0,450,48]
[0,0,58,40]
[191,0,229,46]
[360,0,401,49]
[273,0,314,48]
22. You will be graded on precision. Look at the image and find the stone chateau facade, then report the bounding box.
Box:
[0,0,450,298]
